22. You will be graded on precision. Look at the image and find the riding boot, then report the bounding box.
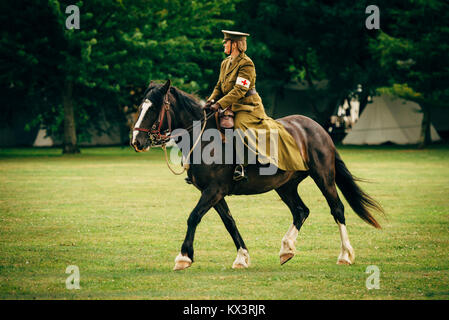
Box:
[233,164,248,181]
[185,170,193,184]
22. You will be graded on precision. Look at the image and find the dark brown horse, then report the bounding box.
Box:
[131,80,384,271]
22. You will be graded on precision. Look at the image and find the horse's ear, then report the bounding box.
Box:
[161,79,171,94]
[145,81,154,91]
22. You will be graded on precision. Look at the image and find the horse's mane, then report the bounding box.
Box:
[143,82,203,119]
[169,86,203,119]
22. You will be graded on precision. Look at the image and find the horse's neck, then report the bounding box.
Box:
[170,95,220,164]
[171,93,215,131]
[173,107,217,139]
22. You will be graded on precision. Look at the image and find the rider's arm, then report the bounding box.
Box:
[207,60,226,102]
[208,81,222,103]
[216,61,254,109]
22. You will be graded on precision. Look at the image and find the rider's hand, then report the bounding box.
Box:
[204,100,214,109]
[210,102,221,112]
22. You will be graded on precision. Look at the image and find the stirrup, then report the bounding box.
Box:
[233,165,248,181]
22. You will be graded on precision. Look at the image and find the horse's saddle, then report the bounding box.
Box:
[217,108,235,130]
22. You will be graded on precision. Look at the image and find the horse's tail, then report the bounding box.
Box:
[335,152,384,229]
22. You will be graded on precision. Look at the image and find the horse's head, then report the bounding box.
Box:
[131,80,171,152]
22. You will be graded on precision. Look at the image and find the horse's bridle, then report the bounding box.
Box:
[133,94,172,147]
[133,92,217,148]
[133,92,223,174]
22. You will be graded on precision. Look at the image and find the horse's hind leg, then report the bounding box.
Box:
[214,198,250,269]
[275,179,310,265]
[310,168,355,265]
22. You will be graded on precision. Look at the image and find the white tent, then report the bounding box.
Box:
[33,124,125,147]
[33,127,54,147]
[342,95,441,145]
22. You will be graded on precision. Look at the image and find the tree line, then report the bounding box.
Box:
[1,0,448,152]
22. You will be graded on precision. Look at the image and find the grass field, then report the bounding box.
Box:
[0,145,448,300]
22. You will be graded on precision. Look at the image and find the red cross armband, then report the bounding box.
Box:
[236,77,250,89]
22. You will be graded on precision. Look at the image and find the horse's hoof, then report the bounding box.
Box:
[232,261,249,269]
[173,254,192,271]
[232,248,250,269]
[336,258,353,265]
[337,247,355,265]
[174,261,191,271]
[280,253,294,265]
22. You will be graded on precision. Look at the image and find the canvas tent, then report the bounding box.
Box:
[33,124,126,147]
[342,95,441,145]
[33,127,54,147]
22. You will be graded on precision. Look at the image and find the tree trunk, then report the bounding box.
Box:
[62,80,80,154]
[418,104,431,149]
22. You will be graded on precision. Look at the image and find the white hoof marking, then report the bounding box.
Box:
[232,248,250,269]
[279,224,299,264]
[173,253,192,271]
[337,223,355,265]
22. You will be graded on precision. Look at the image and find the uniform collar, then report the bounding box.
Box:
[231,52,245,62]
[226,52,245,75]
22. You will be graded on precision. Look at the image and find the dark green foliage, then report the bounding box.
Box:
[1,0,447,149]
[235,0,386,122]
[371,0,449,146]
[373,0,449,105]
[1,0,236,149]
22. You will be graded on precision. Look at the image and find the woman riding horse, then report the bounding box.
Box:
[205,30,307,181]
[131,31,383,271]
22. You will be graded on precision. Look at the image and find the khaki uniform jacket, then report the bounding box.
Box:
[208,52,307,172]
[208,52,259,110]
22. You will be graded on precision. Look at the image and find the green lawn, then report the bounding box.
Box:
[0,145,448,299]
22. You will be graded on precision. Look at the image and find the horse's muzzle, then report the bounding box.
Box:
[131,139,150,152]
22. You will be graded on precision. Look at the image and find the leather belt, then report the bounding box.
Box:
[245,88,257,97]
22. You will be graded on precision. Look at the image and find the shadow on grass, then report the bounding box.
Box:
[0,146,165,159]
[2,141,449,159]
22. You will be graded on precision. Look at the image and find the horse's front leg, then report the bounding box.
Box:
[174,186,223,271]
